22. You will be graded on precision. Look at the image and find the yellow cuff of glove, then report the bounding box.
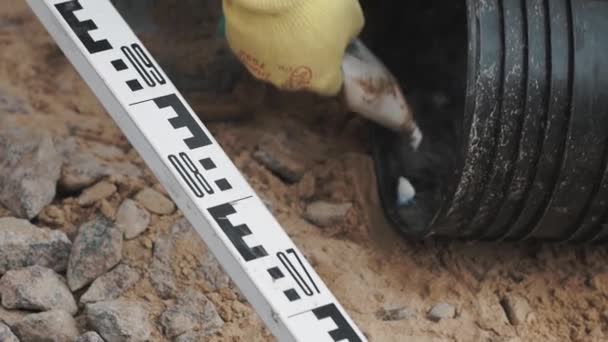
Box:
[222,0,365,96]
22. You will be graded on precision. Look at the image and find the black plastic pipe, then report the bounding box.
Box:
[372,0,608,242]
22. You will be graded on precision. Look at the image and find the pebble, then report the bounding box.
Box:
[141,237,153,250]
[0,322,18,342]
[297,172,317,200]
[58,138,141,192]
[12,310,79,342]
[501,294,532,326]
[0,217,71,274]
[38,205,66,227]
[0,266,77,314]
[376,307,413,321]
[67,217,123,291]
[98,200,115,220]
[86,300,152,342]
[428,303,456,322]
[149,226,177,298]
[76,331,106,342]
[115,199,150,239]
[160,288,224,338]
[304,201,353,227]
[80,264,140,304]
[253,132,308,183]
[77,181,117,207]
[0,128,62,219]
[149,259,177,299]
[135,188,176,215]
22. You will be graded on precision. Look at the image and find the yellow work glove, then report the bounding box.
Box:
[222,0,365,96]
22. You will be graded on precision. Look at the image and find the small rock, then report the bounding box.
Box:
[297,172,316,200]
[13,310,79,342]
[80,264,140,304]
[67,217,123,291]
[115,199,150,239]
[501,294,532,326]
[77,181,117,207]
[135,188,175,215]
[160,288,224,338]
[0,217,71,274]
[0,322,18,342]
[304,201,353,227]
[0,128,62,219]
[253,133,308,183]
[38,205,66,227]
[428,303,456,322]
[0,266,77,314]
[149,259,177,299]
[76,331,106,342]
[87,142,125,161]
[99,200,116,220]
[86,300,152,342]
[376,307,413,321]
[58,138,141,192]
[141,237,153,250]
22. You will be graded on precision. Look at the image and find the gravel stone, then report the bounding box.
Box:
[80,264,140,304]
[501,294,532,326]
[67,217,123,291]
[13,310,79,342]
[115,199,150,239]
[149,258,177,300]
[0,266,77,314]
[0,217,71,274]
[376,307,413,321]
[76,331,106,342]
[77,181,117,207]
[0,127,61,219]
[160,288,224,338]
[58,138,141,192]
[304,201,353,227]
[253,132,308,183]
[428,303,456,322]
[86,300,152,342]
[0,322,18,342]
[134,188,175,215]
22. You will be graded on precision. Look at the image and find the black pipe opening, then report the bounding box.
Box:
[361,1,469,237]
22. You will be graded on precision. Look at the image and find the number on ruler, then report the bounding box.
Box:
[121,43,166,87]
[168,152,214,198]
[277,249,320,297]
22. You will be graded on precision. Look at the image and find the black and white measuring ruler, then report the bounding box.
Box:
[26,1,367,341]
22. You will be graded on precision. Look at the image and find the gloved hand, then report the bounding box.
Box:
[222,0,365,96]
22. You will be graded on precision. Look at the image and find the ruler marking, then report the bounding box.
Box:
[129,97,164,106]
